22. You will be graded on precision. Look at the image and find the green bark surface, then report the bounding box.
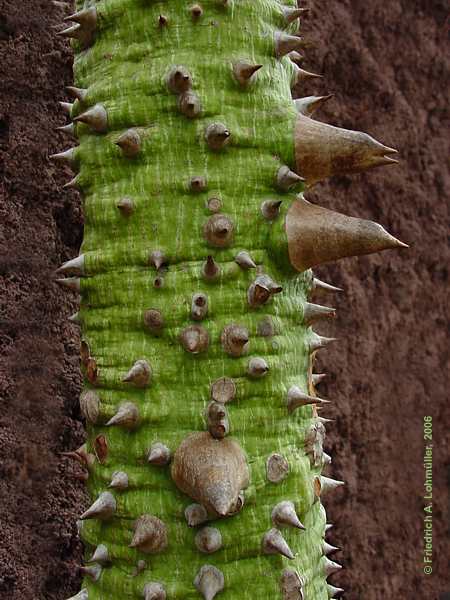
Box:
[72,0,329,598]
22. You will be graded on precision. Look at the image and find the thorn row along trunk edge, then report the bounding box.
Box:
[52,1,407,599]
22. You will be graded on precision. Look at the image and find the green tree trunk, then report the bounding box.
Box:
[55,1,405,599]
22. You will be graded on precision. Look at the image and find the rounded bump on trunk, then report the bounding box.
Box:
[210,377,236,404]
[195,527,223,554]
[203,214,234,248]
[266,453,289,483]
[206,401,229,439]
[180,324,210,354]
[130,515,168,554]
[220,323,249,357]
[144,309,165,335]
[205,123,230,151]
[79,390,100,424]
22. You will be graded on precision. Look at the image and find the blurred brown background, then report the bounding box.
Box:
[0,0,449,598]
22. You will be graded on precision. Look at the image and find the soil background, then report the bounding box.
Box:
[0,1,449,599]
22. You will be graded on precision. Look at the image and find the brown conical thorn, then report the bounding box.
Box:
[276,166,303,192]
[191,292,209,321]
[56,22,88,42]
[61,443,95,468]
[309,333,337,354]
[194,565,224,600]
[282,6,309,24]
[80,563,102,582]
[56,254,85,276]
[195,527,223,554]
[247,274,283,307]
[88,544,110,566]
[266,453,290,483]
[178,91,202,119]
[80,491,116,521]
[318,417,334,425]
[117,196,135,216]
[287,50,304,65]
[130,515,168,554]
[55,277,80,293]
[221,323,249,357]
[205,123,230,151]
[64,7,97,28]
[325,523,334,533]
[166,66,192,94]
[109,470,129,491]
[210,377,236,404]
[115,129,141,158]
[57,123,76,137]
[144,308,164,335]
[286,196,407,271]
[323,541,339,555]
[158,14,169,28]
[261,199,282,221]
[190,4,203,19]
[203,214,234,247]
[62,174,80,190]
[323,452,332,465]
[287,386,329,413]
[281,569,305,600]
[234,251,256,270]
[59,101,73,115]
[79,390,100,424]
[294,113,400,186]
[262,528,295,559]
[185,503,209,527]
[292,65,323,86]
[247,357,269,379]
[171,432,249,516]
[323,557,342,577]
[49,147,78,169]
[232,60,263,87]
[73,104,108,133]
[68,312,81,325]
[106,401,140,430]
[312,373,327,386]
[294,95,333,117]
[314,475,345,499]
[66,86,88,104]
[180,325,210,354]
[122,359,152,388]
[206,401,229,439]
[143,582,166,600]
[272,501,305,530]
[147,442,172,467]
[313,278,343,294]
[303,302,336,325]
[66,590,88,600]
[149,250,167,271]
[202,255,221,281]
[190,176,207,193]
[327,584,344,598]
[274,31,304,58]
